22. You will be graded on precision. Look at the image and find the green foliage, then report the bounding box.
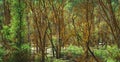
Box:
[21,43,30,51]
[107,45,120,58]
[9,44,30,62]
[0,48,6,62]
[94,49,108,59]
[9,0,26,43]
[0,0,28,61]
[106,57,116,62]
[61,44,84,56]
[1,25,10,40]
[0,48,6,56]
[1,0,27,42]
[94,45,120,62]
[1,0,120,62]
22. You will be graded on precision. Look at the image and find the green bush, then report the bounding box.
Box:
[0,48,6,62]
[0,48,6,57]
[106,57,116,62]
[94,49,108,59]
[94,45,120,62]
[107,45,120,58]
[61,44,84,56]
[9,44,30,62]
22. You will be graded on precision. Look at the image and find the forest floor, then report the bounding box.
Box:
[46,47,103,62]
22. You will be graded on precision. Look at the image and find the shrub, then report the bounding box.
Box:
[94,45,120,62]
[107,45,120,58]
[9,44,30,62]
[61,44,84,57]
[0,48,6,57]
[0,48,6,62]
[94,49,108,59]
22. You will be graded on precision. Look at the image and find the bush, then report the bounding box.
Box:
[61,44,84,57]
[0,48,6,62]
[94,45,120,62]
[9,44,30,62]
[94,49,108,59]
[106,57,116,62]
[107,45,120,58]
[0,48,6,57]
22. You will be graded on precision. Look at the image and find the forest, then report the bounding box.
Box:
[0,0,120,62]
